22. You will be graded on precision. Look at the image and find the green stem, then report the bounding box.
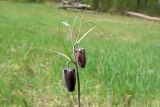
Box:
[75,63,80,107]
[73,45,80,107]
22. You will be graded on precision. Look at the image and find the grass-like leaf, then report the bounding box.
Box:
[54,51,71,61]
[61,21,70,27]
[22,99,29,107]
[76,10,86,44]
[59,24,76,64]
[82,22,95,27]
[76,27,95,44]
[72,16,78,31]
[62,20,74,45]
[71,16,78,44]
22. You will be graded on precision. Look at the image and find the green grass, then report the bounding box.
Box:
[0,1,160,107]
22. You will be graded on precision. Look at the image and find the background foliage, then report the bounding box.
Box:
[83,0,160,15]
[0,0,45,2]
[1,0,160,15]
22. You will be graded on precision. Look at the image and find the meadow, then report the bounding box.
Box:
[0,1,160,107]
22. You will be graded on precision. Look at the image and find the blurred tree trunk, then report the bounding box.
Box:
[144,0,148,8]
[92,0,99,10]
[137,0,140,6]
[137,0,141,11]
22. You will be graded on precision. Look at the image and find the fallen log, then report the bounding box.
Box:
[126,11,160,22]
[66,8,94,13]
[58,3,91,10]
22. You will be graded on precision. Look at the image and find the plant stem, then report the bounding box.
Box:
[75,63,80,107]
[73,44,80,107]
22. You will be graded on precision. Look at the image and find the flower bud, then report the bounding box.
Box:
[63,68,76,92]
[75,48,86,68]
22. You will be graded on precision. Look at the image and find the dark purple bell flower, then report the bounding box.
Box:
[75,48,86,68]
[63,68,76,92]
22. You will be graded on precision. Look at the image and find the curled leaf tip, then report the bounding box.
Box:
[61,21,70,27]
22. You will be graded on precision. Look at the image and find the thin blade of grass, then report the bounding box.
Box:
[22,99,29,107]
[82,22,95,27]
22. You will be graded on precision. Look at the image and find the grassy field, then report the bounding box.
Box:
[0,1,160,107]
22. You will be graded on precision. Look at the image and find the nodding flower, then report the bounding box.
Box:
[75,48,86,68]
[63,68,76,92]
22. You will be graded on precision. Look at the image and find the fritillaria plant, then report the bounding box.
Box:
[54,14,95,107]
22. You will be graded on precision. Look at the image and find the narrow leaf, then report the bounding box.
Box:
[72,16,78,30]
[61,21,70,27]
[54,51,71,61]
[71,16,78,45]
[76,27,95,44]
[76,10,86,44]
[59,24,76,64]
